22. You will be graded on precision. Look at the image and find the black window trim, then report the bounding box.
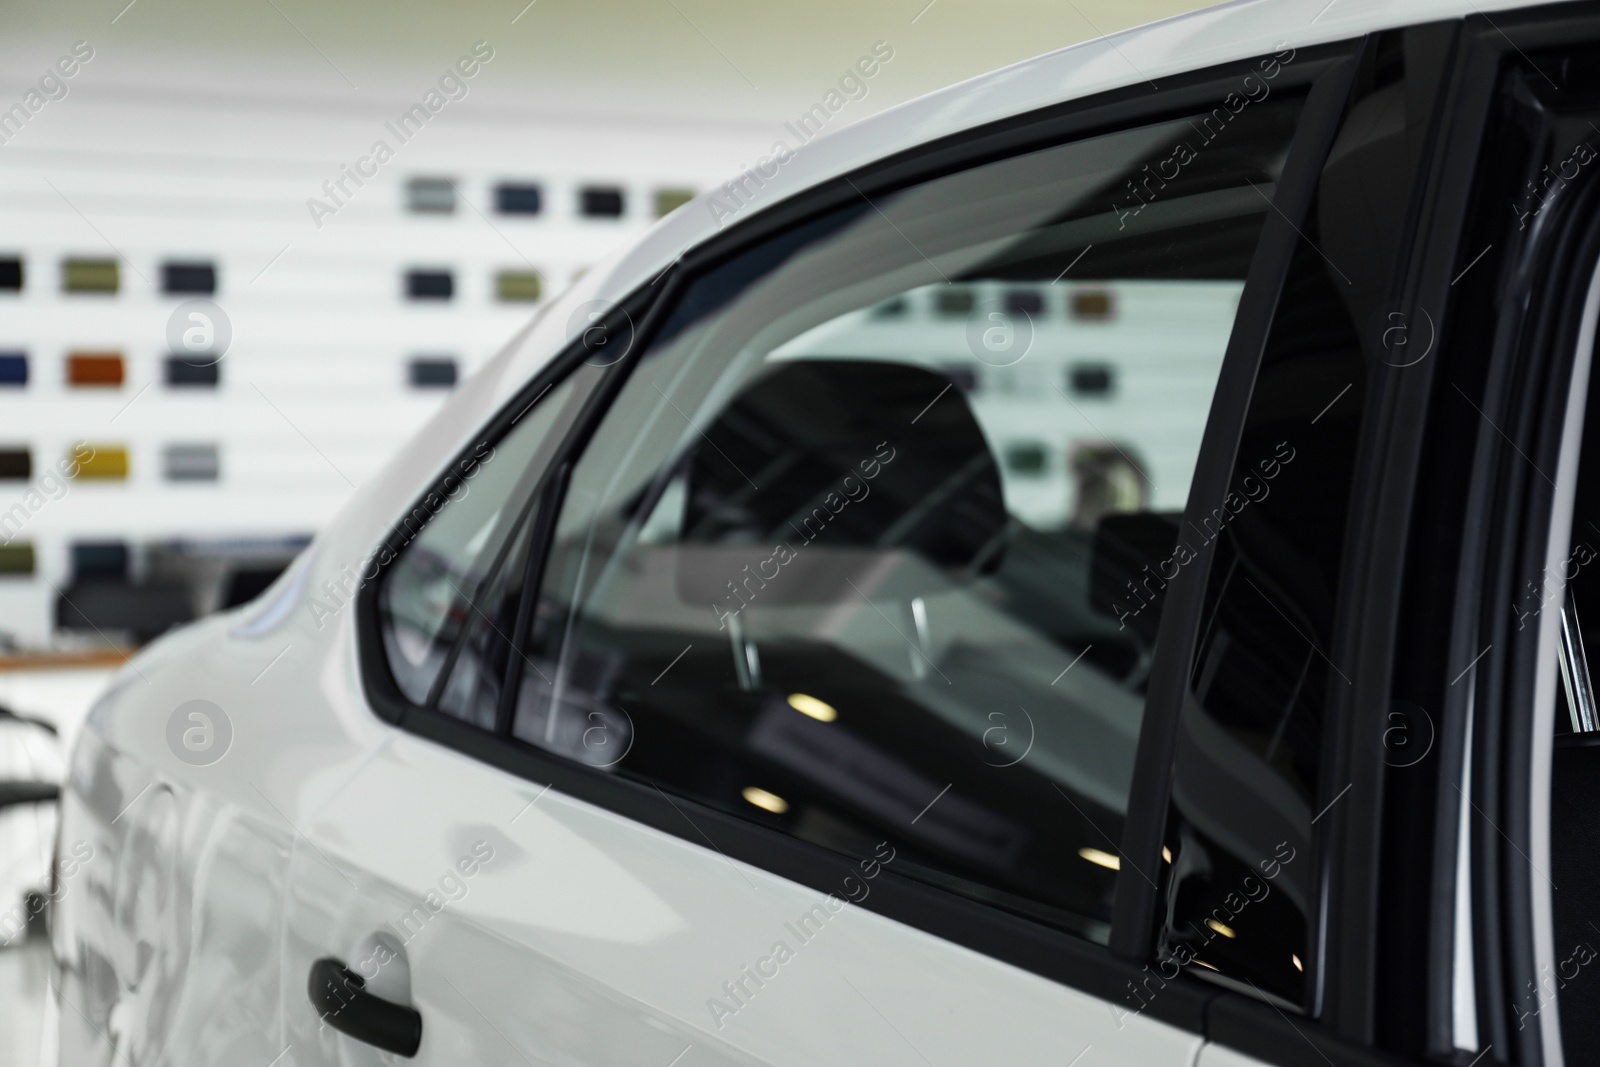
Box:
[1327,18,1491,1056]
[1106,36,1365,971]
[1215,9,1600,1065]
[355,37,1364,1040]
[1406,12,1600,1065]
[1168,20,1481,1066]
[1485,186,1600,1067]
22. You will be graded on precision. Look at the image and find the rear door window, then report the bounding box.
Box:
[504,91,1307,942]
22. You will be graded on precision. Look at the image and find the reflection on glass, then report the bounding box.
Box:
[508,96,1304,942]
[378,373,587,704]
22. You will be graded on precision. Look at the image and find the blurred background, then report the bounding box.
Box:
[0,0,1213,1058]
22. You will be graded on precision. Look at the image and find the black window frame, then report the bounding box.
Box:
[1368,10,1600,1067]
[356,38,1369,1043]
[1185,10,1600,1067]
[1139,21,1478,1067]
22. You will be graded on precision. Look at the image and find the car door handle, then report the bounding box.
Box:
[0,780,59,809]
[308,956,423,1057]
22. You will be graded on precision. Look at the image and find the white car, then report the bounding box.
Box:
[45,0,1600,1064]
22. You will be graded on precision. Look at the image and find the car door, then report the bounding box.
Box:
[1191,8,1600,1067]
[278,40,1363,1067]
[1399,10,1600,1067]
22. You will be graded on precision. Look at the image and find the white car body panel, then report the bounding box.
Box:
[281,731,1199,1065]
[1197,1046,1275,1067]
[49,0,1552,1064]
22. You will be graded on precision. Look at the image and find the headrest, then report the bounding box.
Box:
[675,359,1007,606]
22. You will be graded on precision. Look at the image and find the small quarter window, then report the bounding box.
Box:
[375,369,600,706]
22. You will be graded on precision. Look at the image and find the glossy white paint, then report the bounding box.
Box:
[279,731,1203,1066]
[52,602,1207,1064]
[1197,1045,1275,1067]
[46,1,1551,1064]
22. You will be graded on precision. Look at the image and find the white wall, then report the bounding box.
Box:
[0,0,1214,646]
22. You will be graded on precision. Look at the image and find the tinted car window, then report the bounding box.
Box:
[1157,49,1421,1005]
[376,369,599,706]
[504,95,1306,941]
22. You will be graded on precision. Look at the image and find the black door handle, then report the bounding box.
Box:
[0,780,59,809]
[308,957,423,1057]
